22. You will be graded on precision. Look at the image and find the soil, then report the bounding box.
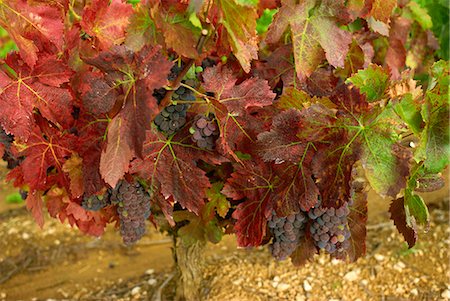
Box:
[0,164,448,301]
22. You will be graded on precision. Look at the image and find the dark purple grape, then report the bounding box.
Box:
[111,180,151,245]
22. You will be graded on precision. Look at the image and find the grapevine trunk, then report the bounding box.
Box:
[174,237,206,301]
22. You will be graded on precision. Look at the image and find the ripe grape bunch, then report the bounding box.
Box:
[309,201,351,255]
[190,114,219,150]
[112,180,151,245]
[268,211,307,260]
[154,103,189,136]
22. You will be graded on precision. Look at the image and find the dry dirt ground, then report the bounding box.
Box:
[0,166,448,301]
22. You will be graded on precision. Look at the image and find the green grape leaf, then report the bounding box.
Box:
[359,108,412,197]
[404,189,429,226]
[346,64,389,102]
[416,61,450,173]
[393,94,423,135]
[205,182,230,219]
[406,2,432,30]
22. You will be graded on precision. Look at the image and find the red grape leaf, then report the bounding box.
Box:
[222,160,276,247]
[84,46,172,186]
[78,71,118,115]
[216,0,259,72]
[290,236,318,266]
[62,153,85,198]
[203,65,275,116]
[100,112,134,188]
[202,65,275,160]
[130,130,226,215]
[386,16,411,79]
[17,126,76,192]
[83,45,172,157]
[46,187,108,236]
[272,152,319,215]
[0,0,64,67]
[335,164,368,261]
[26,190,44,228]
[81,0,133,50]
[389,197,417,248]
[256,109,306,163]
[266,0,352,80]
[75,111,109,196]
[0,54,74,140]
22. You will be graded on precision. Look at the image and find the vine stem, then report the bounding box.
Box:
[158,29,209,109]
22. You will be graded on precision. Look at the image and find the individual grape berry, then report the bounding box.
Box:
[268,211,307,261]
[308,201,351,256]
[154,104,188,136]
[111,180,151,245]
[190,115,219,150]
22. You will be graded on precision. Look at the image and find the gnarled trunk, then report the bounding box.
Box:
[174,237,206,301]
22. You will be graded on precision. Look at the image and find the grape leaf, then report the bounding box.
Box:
[416,61,450,173]
[222,160,276,247]
[205,182,230,219]
[78,71,118,115]
[266,0,352,80]
[125,3,157,51]
[15,125,76,192]
[393,94,423,136]
[100,112,134,188]
[0,0,64,67]
[83,45,172,186]
[46,187,109,236]
[0,54,74,140]
[217,0,259,72]
[62,153,85,199]
[389,197,417,248]
[359,109,412,198]
[367,0,396,23]
[202,65,275,160]
[346,64,389,102]
[81,0,133,50]
[130,130,226,215]
[336,163,368,261]
[26,190,44,228]
[256,109,306,163]
[386,16,411,79]
[151,6,201,59]
[290,236,318,266]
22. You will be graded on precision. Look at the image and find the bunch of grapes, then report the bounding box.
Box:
[81,191,110,211]
[0,127,21,169]
[190,114,219,150]
[154,104,189,136]
[112,180,151,245]
[309,202,351,255]
[268,211,307,260]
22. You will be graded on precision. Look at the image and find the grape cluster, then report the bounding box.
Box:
[268,211,307,260]
[309,202,351,255]
[154,104,189,136]
[81,193,109,211]
[190,115,219,150]
[0,127,21,169]
[113,180,151,245]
